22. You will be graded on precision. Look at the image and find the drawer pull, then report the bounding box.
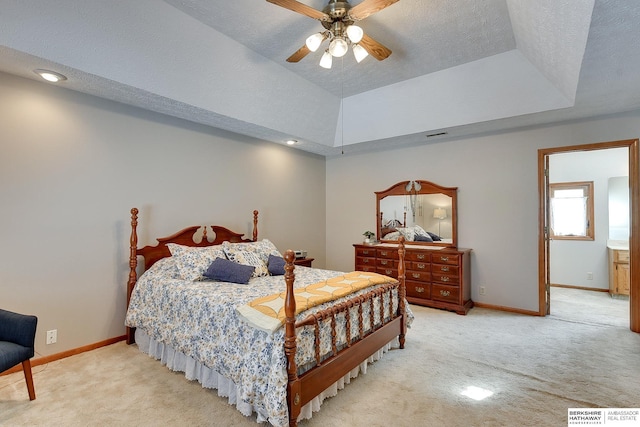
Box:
[441,276,450,282]
[416,287,425,293]
[380,260,389,265]
[417,254,426,260]
[417,263,426,269]
[385,269,393,275]
[440,256,449,262]
[440,290,450,297]
[440,266,449,272]
[412,273,421,279]
[380,251,389,256]
[363,250,370,255]
[363,259,369,264]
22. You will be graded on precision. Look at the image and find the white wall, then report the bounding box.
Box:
[0,72,326,357]
[549,148,628,290]
[326,113,640,313]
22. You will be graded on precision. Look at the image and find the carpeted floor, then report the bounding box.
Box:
[1,290,638,426]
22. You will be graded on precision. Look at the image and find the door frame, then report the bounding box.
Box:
[538,139,639,332]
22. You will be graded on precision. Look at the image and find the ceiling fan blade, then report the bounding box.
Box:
[359,33,392,60]
[287,44,312,62]
[348,0,399,21]
[266,0,330,21]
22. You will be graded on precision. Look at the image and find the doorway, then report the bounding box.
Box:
[538,139,640,332]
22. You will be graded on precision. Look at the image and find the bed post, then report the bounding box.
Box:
[126,208,139,345]
[252,210,259,242]
[397,236,407,349]
[284,250,301,427]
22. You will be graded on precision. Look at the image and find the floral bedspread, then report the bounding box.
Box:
[125,257,411,426]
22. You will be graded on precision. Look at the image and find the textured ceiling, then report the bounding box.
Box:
[1,0,640,157]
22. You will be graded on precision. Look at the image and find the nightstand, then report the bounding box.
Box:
[293,257,314,267]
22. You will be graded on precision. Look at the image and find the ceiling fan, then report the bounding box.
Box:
[267,0,399,69]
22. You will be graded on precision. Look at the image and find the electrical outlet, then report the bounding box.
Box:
[479,286,486,295]
[46,329,57,345]
[587,272,593,280]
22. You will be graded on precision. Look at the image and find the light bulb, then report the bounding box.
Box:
[305,32,324,52]
[352,44,369,63]
[34,69,67,82]
[328,38,348,57]
[319,50,333,69]
[346,25,364,44]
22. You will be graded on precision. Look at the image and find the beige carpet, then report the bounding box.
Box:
[1,295,639,426]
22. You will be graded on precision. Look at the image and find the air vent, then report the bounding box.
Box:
[426,132,448,138]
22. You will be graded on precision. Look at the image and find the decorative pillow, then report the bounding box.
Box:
[415,234,434,242]
[413,224,430,238]
[383,231,401,240]
[204,258,255,284]
[223,245,269,277]
[268,254,286,276]
[167,243,227,281]
[222,239,282,277]
[396,227,417,241]
[427,232,442,241]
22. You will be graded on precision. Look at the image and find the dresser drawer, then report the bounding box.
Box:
[411,261,430,272]
[377,266,397,277]
[406,270,431,283]
[431,264,459,276]
[356,256,376,267]
[357,264,377,273]
[377,258,396,268]
[432,272,460,285]
[377,248,399,259]
[406,281,430,299]
[356,247,377,258]
[432,284,459,303]
[406,251,430,262]
[615,250,630,263]
[432,253,460,265]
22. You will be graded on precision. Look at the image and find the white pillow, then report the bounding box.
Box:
[167,243,226,281]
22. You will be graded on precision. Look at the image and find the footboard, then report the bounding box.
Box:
[283,238,407,426]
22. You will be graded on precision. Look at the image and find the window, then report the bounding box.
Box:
[549,181,594,240]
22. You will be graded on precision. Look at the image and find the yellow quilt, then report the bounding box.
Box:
[237,272,396,333]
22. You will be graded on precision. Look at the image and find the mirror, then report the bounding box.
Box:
[376,180,457,247]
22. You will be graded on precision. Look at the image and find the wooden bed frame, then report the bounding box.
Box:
[125,208,407,427]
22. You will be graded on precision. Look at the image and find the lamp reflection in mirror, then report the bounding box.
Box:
[433,207,447,235]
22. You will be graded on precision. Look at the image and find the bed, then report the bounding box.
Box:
[124,208,409,426]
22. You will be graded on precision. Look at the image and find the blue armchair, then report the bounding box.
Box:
[0,308,38,400]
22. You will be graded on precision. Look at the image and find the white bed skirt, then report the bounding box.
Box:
[134,329,397,425]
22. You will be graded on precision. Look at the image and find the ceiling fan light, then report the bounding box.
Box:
[352,44,369,63]
[319,50,333,69]
[305,32,324,52]
[346,25,364,44]
[328,38,348,57]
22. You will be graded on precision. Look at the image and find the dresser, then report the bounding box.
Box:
[354,243,473,314]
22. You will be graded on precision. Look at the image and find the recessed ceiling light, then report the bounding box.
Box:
[286,140,297,146]
[34,69,67,83]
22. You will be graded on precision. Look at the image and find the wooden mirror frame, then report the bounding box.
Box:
[376,180,458,247]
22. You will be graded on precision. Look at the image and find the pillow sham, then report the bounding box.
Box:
[223,245,269,277]
[396,227,416,241]
[167,243,226,281]
[204,258,255,284]
[268,254,286,276]
[222,239,282,277]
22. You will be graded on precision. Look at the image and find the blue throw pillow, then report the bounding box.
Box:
[268,254,286,276]
[427,232,442,241]
[415,234,434,242]
[204,258,255,284]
